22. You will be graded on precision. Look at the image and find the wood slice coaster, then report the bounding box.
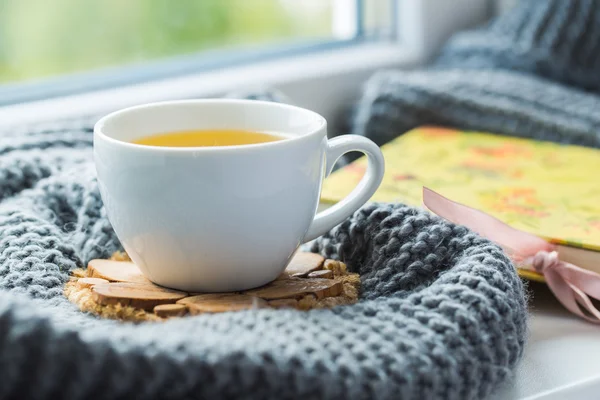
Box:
[64,251,360,322]
[283,252,325,277]
[76,277,109,289]
[154,304,187,318]
[179,294,268,314]
[245,278,342,301]
[88,259,151,284]
[307,270,333,279]
[92,282,187,311]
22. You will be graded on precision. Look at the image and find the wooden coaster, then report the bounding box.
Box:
[76,277,109,289]
[64,251,360,322]
[92,282,188,311]
[307,270,333,279]
[284,252,325,277]
[179,294,268,314]
[88,259,150,284]
[154,304,187,318]
[245,278,342,300]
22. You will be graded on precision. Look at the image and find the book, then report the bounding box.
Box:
[320,126,600,282]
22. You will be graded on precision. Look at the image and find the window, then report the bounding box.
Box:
[0,0,395,104]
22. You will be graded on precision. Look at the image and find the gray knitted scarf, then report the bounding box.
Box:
[353,0,600,149]
[7,0,599,398]
[0,134,525,399]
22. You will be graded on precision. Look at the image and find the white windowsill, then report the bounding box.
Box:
[0,43,422,130]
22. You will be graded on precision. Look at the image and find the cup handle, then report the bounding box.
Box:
[303,135,385,242]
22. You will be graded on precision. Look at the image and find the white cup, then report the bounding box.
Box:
[94,99,384,292]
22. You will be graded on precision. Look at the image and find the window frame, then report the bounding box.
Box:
[0,38,366,106]
[0,0,394,106]
[0,0,490,129]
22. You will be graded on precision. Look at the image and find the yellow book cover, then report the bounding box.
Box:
[320,126,600,282]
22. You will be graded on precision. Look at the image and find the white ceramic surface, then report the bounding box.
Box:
[94,99,384,292]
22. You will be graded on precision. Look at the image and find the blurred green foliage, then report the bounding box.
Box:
[0,0,331,83]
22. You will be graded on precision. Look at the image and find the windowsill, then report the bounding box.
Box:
[0,43,422,130]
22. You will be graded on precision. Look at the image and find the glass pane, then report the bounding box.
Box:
[363,0,396,39]
[0,0,343,84]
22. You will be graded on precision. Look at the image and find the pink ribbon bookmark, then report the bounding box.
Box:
[423,187,600,323]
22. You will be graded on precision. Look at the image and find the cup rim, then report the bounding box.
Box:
[93,99,327,153]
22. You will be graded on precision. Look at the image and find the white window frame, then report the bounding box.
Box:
[0,0,490,130]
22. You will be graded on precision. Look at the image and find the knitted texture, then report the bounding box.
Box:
[352,68,600,147]
[0,118,527,400]
[437,0,600,93]
[353,0,600,147]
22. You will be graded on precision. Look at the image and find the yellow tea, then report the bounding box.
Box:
[132,129,284,147]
